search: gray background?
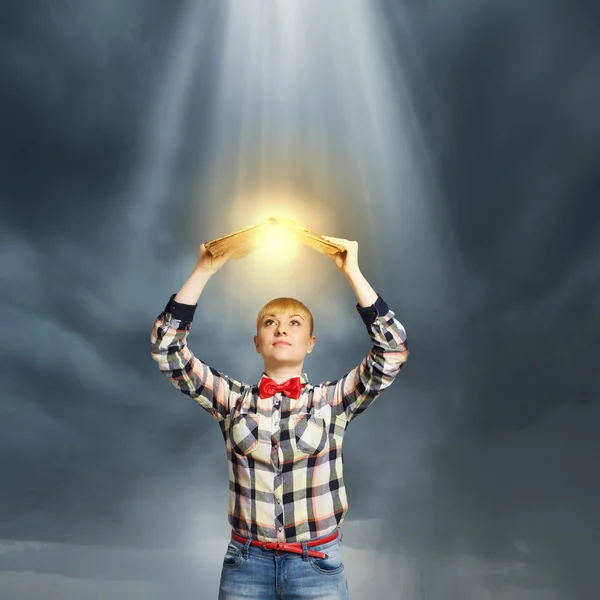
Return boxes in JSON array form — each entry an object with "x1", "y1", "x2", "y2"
[{"x1": 1, "y1": 1, "x2": 598, "y2": 598}]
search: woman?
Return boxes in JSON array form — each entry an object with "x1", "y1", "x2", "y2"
[{"x1": 150, "y1": 236, "x2": 409, "y2": 599}]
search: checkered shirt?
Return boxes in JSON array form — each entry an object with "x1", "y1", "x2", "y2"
[{"x1": 150, "y1": 293, "x2": 408, "y2": 543}]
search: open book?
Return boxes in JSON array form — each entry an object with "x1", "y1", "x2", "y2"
[{"x1": 204, "y1": 218, "x2": 346, "y2": 260}]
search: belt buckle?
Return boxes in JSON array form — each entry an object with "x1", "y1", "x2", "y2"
[{"x1": 264, "y1": 542, "x2": 287, "y2": 556}]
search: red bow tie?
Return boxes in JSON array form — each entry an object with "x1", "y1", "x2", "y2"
[{"x1": 259, "y1": 376, "x2": 302, "y2": 399}]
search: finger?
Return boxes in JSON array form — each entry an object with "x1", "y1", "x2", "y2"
[{"x1": 323, "y1": 236, "x2": 353, "y2": 249}]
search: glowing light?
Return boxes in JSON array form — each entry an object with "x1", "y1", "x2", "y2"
[
  {"x1": 254, "y1": 221, "x2": 299, "y2": 264},
  {"x1": 230, "y1": 187, "x2": 319, "y2": 234},
  {"x1": 196, "y1": 0, "x2": 469, "y2": 318}
]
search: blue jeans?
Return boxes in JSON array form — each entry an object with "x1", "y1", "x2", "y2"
[{"x1": 218, "y1": 531, "x2": 350, "y2": 599}]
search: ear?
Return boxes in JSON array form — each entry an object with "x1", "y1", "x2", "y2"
[
  {"x1": 306, "y1": 335, "x2": 316, "y2": 354},
  {"x1": 253, "y1": 335, "x2": 260, "y2": 353}
]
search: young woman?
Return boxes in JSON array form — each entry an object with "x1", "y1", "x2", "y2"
[{"x1": 150, "y1": 236, "x2": 409, "y2": 599}]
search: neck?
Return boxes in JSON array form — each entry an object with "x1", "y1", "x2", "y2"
[{"x1": 263, "y1": 365, "x2": 303, "y2": 383}]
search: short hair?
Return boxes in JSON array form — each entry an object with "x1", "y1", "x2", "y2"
[{"x1": 256, "y1": 298, "x2": 314, "y2": 336}]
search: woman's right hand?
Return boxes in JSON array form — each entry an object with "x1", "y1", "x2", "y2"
[{"x1": 195, "y1": 244, "x2": 229, "y2": 275}]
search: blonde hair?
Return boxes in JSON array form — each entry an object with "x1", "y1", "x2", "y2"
[{"x1": 256, "y1": 298, "x2": 314, "y2": 335}]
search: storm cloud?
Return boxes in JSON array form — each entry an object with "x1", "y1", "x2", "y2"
[{"x1": 1, "y1": 0, "x2": 598, "y2": 598}]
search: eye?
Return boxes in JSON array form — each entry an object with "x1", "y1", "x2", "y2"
[
  {"x1": 290, "y1": 319, "x2": 301, "y2": 326},
  {"x1": 264, "y1": 319, "x2": 276, "y2": 326}
]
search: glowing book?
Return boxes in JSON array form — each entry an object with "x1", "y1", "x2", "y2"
[{"x1": 204, "y1": 217, "x2": 346, "y2": 260}]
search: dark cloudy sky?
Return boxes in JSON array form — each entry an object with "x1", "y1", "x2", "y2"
[{"x1": 1, "y1": 1, "x2": 599, "y2": 598}]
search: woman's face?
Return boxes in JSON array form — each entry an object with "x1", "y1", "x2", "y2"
[{"x1": 253, "y1": 310, "x2": 316, "y2": 368}]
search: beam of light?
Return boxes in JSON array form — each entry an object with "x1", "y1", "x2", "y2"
[
  {"x1": 193, "y1": 0, "x2": 472, "y2": 326},
  {"x1": 109, "y1": 0, "x2": 213, "y2": 308}
]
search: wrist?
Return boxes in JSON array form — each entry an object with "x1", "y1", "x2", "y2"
[
  {"x1": 343, "y1": 267, "x2": 363, "y2": 282},
  {"x1": 192, "y1": 266, "x2": 215, "y2": 280}
]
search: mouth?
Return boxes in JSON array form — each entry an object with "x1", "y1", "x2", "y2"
[{"x1": 273, "y1": 341, "x2": 291, "y2": 347}]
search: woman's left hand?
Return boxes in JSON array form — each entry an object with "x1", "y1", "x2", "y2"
[{"x1": 322, "y1": 235, "x2": 361, "y2": 277}]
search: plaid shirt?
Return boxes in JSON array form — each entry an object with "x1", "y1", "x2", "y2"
[{"x1": 150, "y1": 293, "x2": 408, "y2": 543}]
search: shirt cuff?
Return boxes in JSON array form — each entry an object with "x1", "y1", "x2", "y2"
[
  {"x1": 164, "y1": 293, "x2": 197, "y2": 322},
  {"x1": 356, "y1": 294, "x2": 389, "y2": 326}
]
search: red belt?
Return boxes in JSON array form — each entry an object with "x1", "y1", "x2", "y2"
[{"x1": 231, "y1": 529, "x2": 338, "y2": 559}]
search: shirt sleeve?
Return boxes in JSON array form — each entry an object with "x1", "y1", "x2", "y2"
[
  {"x1": 320, "y1": 294, "x2": 409, "y2": 423},
  {"x1": 150, "y1": 294, "x2": 247, "y2": 422}
]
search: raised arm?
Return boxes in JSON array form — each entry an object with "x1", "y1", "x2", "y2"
[
  {"x1": 174, "y1": 243, "x2": 229, "y2": 304},
  {"x1": 320, "y1": 236, "x2": 409, "y2": 421},
  {"x1": 322, "y1": 236, "x2": 377, "y2": 307},
  {"x1": 150, "y1": 245, "x2": 247, "y2": 421}
]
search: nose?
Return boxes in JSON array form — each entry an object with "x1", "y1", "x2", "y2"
[{"x1": 275, "y1": 324, "x2": 287, "y2": 336}]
